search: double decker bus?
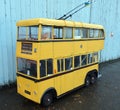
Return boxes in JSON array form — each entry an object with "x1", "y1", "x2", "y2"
[{"x1": 16, "y1": 18, "x2": 105, "y2": 106}]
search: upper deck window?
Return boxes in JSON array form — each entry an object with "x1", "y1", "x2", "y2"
[
  {"x1": 99, "y1": 30, "x2": 104, "y2": 38},
  {"x1": 29, "y1": 27, "x2": 38, "y2": 40},
  {"x1": 18, "y1": 27, "x2": 26, "y2": 39},
  {"x1": 94, "y1": 29, "x2": 99, "y2": 38},
  {"x1": 53, "y1": 27, "x2": 63, "y2": 39},
  {"x1": 89, "y1": 29, "x2": 94, "y2": 38},
  {"x1": 64, "y1": 27, "x2": 72, "y2": 39},
  {"x1": 82, "y1": 28, "x2": 88, "y2": 38},
  {"x1": 74, "y1": 28, "x2": 83, "y2": 39},
  {"x1": 41, "y1": 26, "x2": 52, "y2": 40},
  {"x1": 89, "y1": 29, "x2": 99, "y2": 38},
  {"x1": 18, "y1": 26, "x2": 38, "y2": 40}
]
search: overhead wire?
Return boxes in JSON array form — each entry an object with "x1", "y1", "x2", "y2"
[{"x1": 57, "y1": 0, "x2": 95, "y2": 20}]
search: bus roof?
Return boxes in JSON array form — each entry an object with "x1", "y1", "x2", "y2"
[{"x1": 16, "y1": 18, "x2": 104, "y2": 29}]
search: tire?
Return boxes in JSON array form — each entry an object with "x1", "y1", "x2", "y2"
[
  {"x1": 85, "y1": 75, "x2": 90, "y2": 87},
  {"x1": 90, "y1": 74, "x2": 97, "y2": 84},
  {"x1": 42, "y1": 93, "x2": 53, "y2": 107}
]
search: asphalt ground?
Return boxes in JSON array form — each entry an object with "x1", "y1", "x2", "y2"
[{"x1": 0, "y1": 59, "x2": 120, "y2": 110}]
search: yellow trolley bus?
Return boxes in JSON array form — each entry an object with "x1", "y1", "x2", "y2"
[{"x1": 16, "y1": 18, "x2": 105, "y2": 106}]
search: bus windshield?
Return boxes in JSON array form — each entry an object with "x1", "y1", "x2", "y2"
[
  {"x1": 18, "y1": 26, "x2": 38, "y2": 40},
  {"x1": 17, "y1": 58, "x2": 37, "y2": 78}
]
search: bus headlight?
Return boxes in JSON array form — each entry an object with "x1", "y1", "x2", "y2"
[
  {"x1": 34, "y1": 48, "x2": 37, "y2": 53},
  {"x1": 33, "y1": 91, "x2": 37, "y2": 95}
]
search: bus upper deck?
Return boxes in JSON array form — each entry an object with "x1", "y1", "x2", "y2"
[
  {"x1": 16, "y1": 18, "x2": 105, "y2": 62},
  {"x1": 16, "y1": 18, "x2": 105, "y2": 41}
]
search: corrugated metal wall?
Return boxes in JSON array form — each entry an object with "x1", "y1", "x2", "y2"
[
  {"x1": 91, "y1": 0, "x2": 120, "y2": 62},
  {"x1": 0, "y1": 0, "x2": 120, "y2": 85}
]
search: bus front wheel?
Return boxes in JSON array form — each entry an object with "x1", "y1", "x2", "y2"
[{"x1": 42, "y1": 93, "x2": 53, "y2": 107}]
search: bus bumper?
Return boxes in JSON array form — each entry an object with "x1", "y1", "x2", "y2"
[{"x1": 17, "y1": 76, "x2": 40, "y2": 104}]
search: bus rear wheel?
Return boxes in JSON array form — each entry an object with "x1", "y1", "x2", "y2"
[
  {"x1": 42, "y1": 93, "x2": 53, "y2": 107},
  {"x1": 90, "y1": 73, "x2": 97, "y2": 84},
  {"x1": 85, "y1": 75, "x2": 90, "y2": 87}
]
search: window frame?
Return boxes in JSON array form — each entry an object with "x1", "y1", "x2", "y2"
[
  {"x1": 40, "y1": 58, "x2": 53, "y2": 78},
  {"x1": 99, "y1": 29, "x2": 104, "y2": 38},
  {"x1": 41, "y1": 25, "x2": 53, "y2": 40},
  {"x1": 89, "y1": 29, "x2": 94, "y2": 38},
  {"x1": 57, "y1": 59, "x2": 64, "y2": 73},
  {"x1": 82, "y1": 28, "x2": 89, "y2": 38},
  {"x1": 94, "y1": 29, "x2": 99, "y2": 38},
  {"x1": 74, "y1": 28, "x2": 83, "y2": 39},
  {"x1": 92, "y1": 52, "x2": 98, "y2": 63},
  {"x1": 74, "y1": 55, "x2": 81, "y2": 68},
  {"x1": 17, "y1": 58, "x2": 37, "y2": 78},
  {"x1": 64, "y1": 27, "x2": 73, "y2": 39},
  {"x1": 65, "y1": 57, "x2": 73, "y2": 71},
  {"x1": 53, "y1": 26, "x2": 63, "y2": 39},
  {"x1": 81, "y1": 55, "x2": 87, "y2": 66},
  {"x1": 18, "y1": 26, "x2": 39, "y2": 40},
  {"x1": 88, "y1": 53, "x2": 93, "y2": 64}
]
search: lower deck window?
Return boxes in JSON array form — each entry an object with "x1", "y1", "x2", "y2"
[
  {"x1": 88, "y1": 53, "x2": 92, "y2": 64},
  {"x1": 81, "y1": 55, "x2": 87, "y2": 66},
  {"x1": 74, "y1": 56, "x2": 80, "y2": 68},
  {"x1": 40, "y1": 59, "x2": 53, "y2": 77},
  {"x1": 65, "y1": 57, "x2": 73, "y2": 70},
  {"x1": 57, "y1": 59, "x2": 64, "y2": 72},
  {"x1": 93, "y1": 52, "x2": 98, "y2": 62},
  {"x1": 40, "y1": 60, "x2": 46, "y2": 77},
  {"x1": 17, "y1": 58, "x2": 37, "y2": 77},
  {"x1": 47, "y1": 59, "x2": 53, "y2": 75}
]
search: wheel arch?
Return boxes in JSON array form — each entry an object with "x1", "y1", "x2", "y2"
[
  {"x1": 84, "y1": 69, "x2": 98, "y2": 83},
  {"x1": 87, "y1": 69, "x2": 98, "y2": 77},
  {"x1": 40, "y1": 87, "x2": 57, "y2": 103}
]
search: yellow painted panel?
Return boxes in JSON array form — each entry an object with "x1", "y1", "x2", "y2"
[
  {"x1": 16, "y1": 40, "x2": 104, "y2": 60},
  {"x1": 60, "y1": 64, "x2": 98, "y2": 94},
  {"x1": 73, "y1": 69, "x2": 84, "y2": 87},
  {"x1": 54, "y1": 76, "x2": 61, "y2": 95},
  {"x1": 73, "y1": 41, "x2": 87, "y2": 54},
  {"x1": 37, "y1": 78, "x2": 54, "y2": 102},
  {"x1": 60, "y1": 74, "x2": 70, "y2": 94},
  {"x1": 38, "y1": 42, "x2": 53, "y2": 59},
  {"x1": 73, "y1": 64, "x2": 98, "y2": 88},
  {"x1": 64, "y1": 72, "x2": 74, "y2": 91},
  {"x1": 53, "y1": 42, "x2": 74, "y2": 58},
  {"x1": 87, "y1": 40, "x2": 104, "y2": 52}
]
